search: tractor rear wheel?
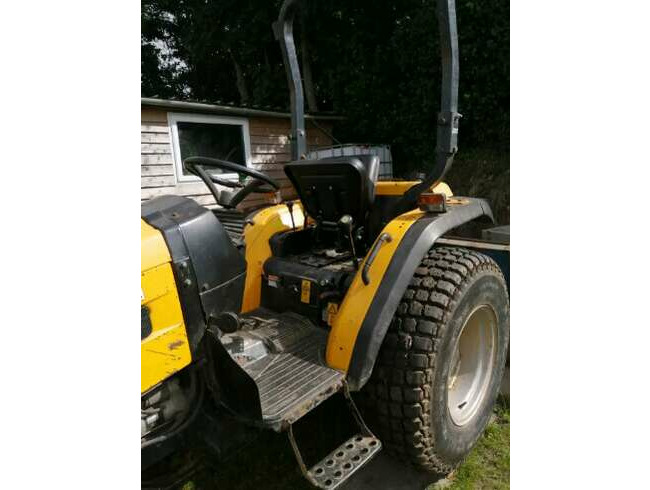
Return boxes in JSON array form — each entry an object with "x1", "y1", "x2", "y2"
[{"x1": 362, "y1": 246, "x2": 509, "y2": 474}]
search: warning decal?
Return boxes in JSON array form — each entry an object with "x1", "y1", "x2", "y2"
[{"x1": 300, "y1": 279, "x2": 311, "y2": 303}]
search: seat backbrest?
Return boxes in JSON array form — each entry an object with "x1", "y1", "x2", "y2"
[{"x1": 284, "y1": 156, "x2": 379, "y2": 228}]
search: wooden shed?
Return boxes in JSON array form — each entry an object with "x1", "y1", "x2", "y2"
[{"x1": 141, "y1": 98, "x2": 339, "y2": 210}]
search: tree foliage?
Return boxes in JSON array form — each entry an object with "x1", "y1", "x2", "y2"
[{"x1": 141, "y1": 0, "x2": 509, "y2": 175}]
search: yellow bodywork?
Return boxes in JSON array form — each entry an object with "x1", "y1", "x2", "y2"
[
  {"x1": 326, "y1": 209, "x2": 424, "y2": 370},
  {"x1": 141, "y1": 220, "x2": 192, "y2": 394},
  {"x1": 241, "y1": 202, "x2": 305, "y2": 312},
  {"x1": 325, "y1": 181, "x2": 452, "y2": 370},
  {"x1": 140, "y1": 179, "x2": 453, "y2": 392},
  {"x1": 375, "y1": 181, "x2": 453, "y2": 197},
  {"x1": 237, "y1": 181, "x2": 453, "y2": 372}
]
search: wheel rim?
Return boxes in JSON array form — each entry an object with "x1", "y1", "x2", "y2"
[{"x1": 447, "y1": 304, "x2": 498, "y2": 427}]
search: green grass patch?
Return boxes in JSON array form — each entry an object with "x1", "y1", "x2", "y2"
[{"x1": 430, "y1": 396, "x2": 510, "y2": 490}]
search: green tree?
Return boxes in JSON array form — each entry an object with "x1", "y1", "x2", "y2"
[{"x1": 141, "y1": 0, "x2": 509, "y2": 173}]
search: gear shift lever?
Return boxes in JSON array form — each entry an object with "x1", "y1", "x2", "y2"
[
  {"x1": 338, "y1": 215, "x2": 359, "y2": 269},
  {"x1": 285, "y1": 200, "x2": 296, "y2": 231}
]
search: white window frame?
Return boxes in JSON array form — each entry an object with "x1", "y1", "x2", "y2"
[{"x1": 168, "y1": 112, "x2": 252, "y2": 184}]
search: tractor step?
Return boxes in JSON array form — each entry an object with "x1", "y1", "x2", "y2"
[
  {"x1": 306, "y1": 434, "x2": 382, "y2": 489},
  {"x1": 211, "y1": 308, "x2": 345, "y2": 430},
  {"x1": 287, "y1": 383, "x2": 382, "y2": 489}
]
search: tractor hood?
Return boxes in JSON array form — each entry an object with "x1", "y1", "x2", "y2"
[
  {"x1": 141, "y1": 218, "x2": 191, "y2": 393},
  {"x1": 141, "y1": 195, "x2": 247, "y2": 354},
  {"x1": 141, "y1": 219, "x2": 171, "y2": 273}
]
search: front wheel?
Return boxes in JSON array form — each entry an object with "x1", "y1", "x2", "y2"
[{"x1": 362, "y1": 246, "x2": 509, "y2": 474}]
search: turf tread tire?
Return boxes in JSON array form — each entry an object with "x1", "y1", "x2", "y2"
[{"x1": 362, "y1": 246, "x2": 508, "y2": 474}]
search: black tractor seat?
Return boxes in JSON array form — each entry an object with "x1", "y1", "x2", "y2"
[{"x1": 284, "y1": 155, "x2": 380, "y2": 229}]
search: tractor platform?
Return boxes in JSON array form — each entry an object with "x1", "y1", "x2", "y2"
[
  {"x1": 209, "y1": 308, "x2": 382, "y2": 488},
  {"x1": 210, "y1": 308, "x2": 345, "y2": 430}
]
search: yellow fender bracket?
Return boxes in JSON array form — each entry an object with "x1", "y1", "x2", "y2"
[
  {"x1": 326, "y1": 181, "x2": 452, "y2": 371},
  {"x1": 141, "y1": 220, "x2": 192, "y2": 394},
  {"x1": 328, "y1": 196, "x2": 494, "y2": 390},
  {"x1": 327, "y1": 209, "x2": 424, "y2": 370}
]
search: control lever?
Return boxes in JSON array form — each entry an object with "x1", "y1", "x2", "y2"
[
  {"x1": 286, "y1": 200, "x2": 296, "y2": 231},
  {"x1": 338, "y1": 215, "x2": 359, "y2": 270}
]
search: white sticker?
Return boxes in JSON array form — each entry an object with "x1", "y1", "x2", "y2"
[{"x1": 267, "y1": 274, "x2": 280, "y2": 288}]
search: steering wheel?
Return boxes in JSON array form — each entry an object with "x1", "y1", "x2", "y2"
[{"x1": 183, "y1": 156, "x2": 280, "y2": 209}]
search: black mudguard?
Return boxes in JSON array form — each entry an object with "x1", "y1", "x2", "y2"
[{"x1": 347, "y1": 198, "x2": 494, "y2": 390}]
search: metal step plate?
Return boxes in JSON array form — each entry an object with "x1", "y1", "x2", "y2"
[
  {"x1": 220, "y1": 309, "x2": 345, "y2": 430},
  {"x1": 308, "y1": 434, "x2": 382, "y2": 489}
]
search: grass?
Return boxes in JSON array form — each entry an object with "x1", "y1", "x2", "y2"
[{"x1": 432, "y1": 396, "x2": 510, "y2": 490}]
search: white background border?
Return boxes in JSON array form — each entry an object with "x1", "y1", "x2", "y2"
[{"x1": 0, "y1": 1, "x2": 649, "y2": 488}]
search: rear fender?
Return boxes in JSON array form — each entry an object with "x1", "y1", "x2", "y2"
[{"x1": 326, "y1": 197, "x2": 494, "y2": 390}]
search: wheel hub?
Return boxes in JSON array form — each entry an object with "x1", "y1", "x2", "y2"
[{"x1": 447, "y1": 305, "x2": 498, "y2": 426}]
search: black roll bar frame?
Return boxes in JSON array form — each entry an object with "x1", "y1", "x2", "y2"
[{"x1": 274, "y1": 0, "x2": 461, "y2": 213}]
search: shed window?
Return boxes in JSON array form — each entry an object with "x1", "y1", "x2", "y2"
[{"x1": 168, "y1": 113, "x2": 251, "y2": 183}]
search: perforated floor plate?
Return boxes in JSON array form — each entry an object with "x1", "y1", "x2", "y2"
[{"x1": 308, "y1": 434, "x2": 382, "y2": 489}]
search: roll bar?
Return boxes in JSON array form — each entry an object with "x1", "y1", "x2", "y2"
[
  {"x1": 273, "y1": 0, "x2": 306, "y2": 161},
  {"x1": 273, "y1": 0, "x2": 461, "y2": 213}
]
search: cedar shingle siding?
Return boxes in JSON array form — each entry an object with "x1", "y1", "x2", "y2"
[{"x1": 141, "y1": 105, "x2": 334, "y2": 210}]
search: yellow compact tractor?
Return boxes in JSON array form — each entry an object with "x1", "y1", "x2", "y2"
[{"x1": 141, "y1": 0, "x2": 509, "y2": 487}]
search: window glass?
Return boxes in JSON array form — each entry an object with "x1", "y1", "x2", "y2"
[{"x1": 176, "y1": 121, "x2": 246, "y2": 176}]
